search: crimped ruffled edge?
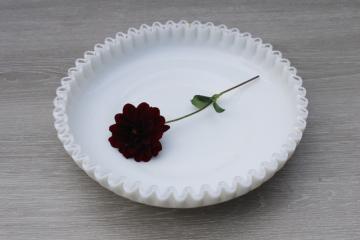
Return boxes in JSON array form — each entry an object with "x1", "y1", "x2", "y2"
[{"x1": 53, "y1": 20, "x2": 308, "y2": 208}]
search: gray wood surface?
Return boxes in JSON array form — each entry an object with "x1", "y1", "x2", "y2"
[{"x1": 1, "y1": 0, "x2": 360, "y2": 239}]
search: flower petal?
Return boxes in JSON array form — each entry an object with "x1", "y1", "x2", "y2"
[
  {"x1": 151, "y1": 141, "x2": 162, "y2": 156},
  {"x1": 158, "y1": 116, "x2": 165, "y2": 125},
  {"x1": 162, "y1": 125, "x2": 170, "y2": 132},
  {"x1": 108, "y1": 136, "x2": 120, "y2": 148},
  {"x1": 123, "y1": 103, "x2": 137, "y2": 122},
  {"x1": 137, "y1": 102, "x2": 150, "y2": 111},
  {"x1": 134, "y1": 146, "x2": 152, "y2": 162},
  {"x1": 114, "y1": 113, "x2": 123, "y2": 123},
  {"x1": 150, "y1": 107, "x2": 160, "y2": 117},
  {"x1": 121, "y1": 146, "x2": 136, "y2": 159},
  {"x1": 109, "y1": 124, "x2": 119, "y2": 133}
]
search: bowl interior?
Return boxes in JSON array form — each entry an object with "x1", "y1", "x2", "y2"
[{"x1": 67, "y1": 42, "x2": 298, "y2": 192}]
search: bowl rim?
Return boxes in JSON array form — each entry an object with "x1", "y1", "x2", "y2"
[{"x1": 53, "y1": 20, "x2": 308, "y2": 208}]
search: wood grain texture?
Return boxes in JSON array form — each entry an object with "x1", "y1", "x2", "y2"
[{"x1": 1, "y1": 0, "x2": 360, "y2": 239}]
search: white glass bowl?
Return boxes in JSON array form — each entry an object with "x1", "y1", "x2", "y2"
[{"x1": 53, "y1": 20, "x2": 308, "y2": 208}]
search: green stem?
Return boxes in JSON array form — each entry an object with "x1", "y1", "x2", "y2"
[
  {"x1": 217, "y1": 75, "x2": 260, "y2": 97},
  {"x1": 165, "y1": 75, "x2": 259, "y2": 124},
  {"x1": 165, "y1": 102, "x2": 212, "y2": 124}
]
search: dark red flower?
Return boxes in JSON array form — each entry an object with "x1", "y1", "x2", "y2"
[{"x1": 109, "y1": 102, "x2": 170, "y2": 162}]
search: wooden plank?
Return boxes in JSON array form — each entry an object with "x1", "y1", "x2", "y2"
[{"x1": 0, "y1": 0, "x2": 359, "y2": 239}]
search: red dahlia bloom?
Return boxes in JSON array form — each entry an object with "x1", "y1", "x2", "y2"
[{"x1": 109, "y1": 102, "x2": 170, "y2": 162}]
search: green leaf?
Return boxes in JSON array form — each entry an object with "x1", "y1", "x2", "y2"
[
  {"x1": 213, "y1": 101, "x2": 225, "y2": 113},
  {"x1": 191, "y1": 95, "x2": 212, "y2": 109}
]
